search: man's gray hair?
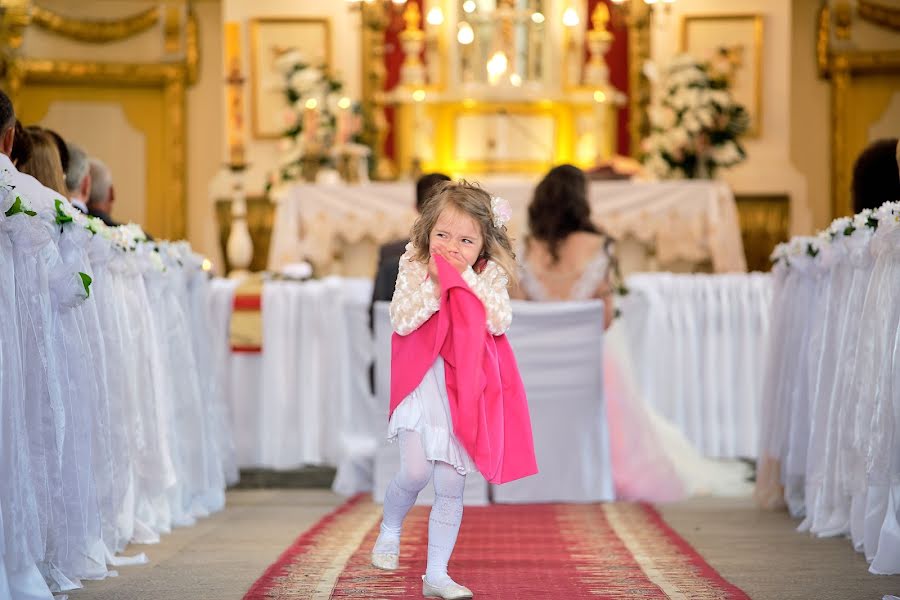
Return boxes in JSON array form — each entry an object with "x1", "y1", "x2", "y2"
[
  {"x1": 65, "y1": 142, "x2": 89, "y2": 194},
  {"x1": 88, "y1": 157, "x2": 112, "y2": 205}
]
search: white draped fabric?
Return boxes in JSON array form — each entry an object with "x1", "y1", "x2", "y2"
[
  {"x1": 756, "y1": 202, "x2": 900, "y2": 576},
  {"x1": 210, "y1": 277, "x2": 374, "y2": 471},
  {"x1": 268, "y1": 180, "x2": 746, "y2": 276},
  {"x1": 620, "y1": 273, "x2": 772, "y2": 459},
  {"x1": 492, "y1": 301, "x2": 615, "y2": 503},
  {"x1": 0, "y1": 155, "x2": 233, "y2": 595},
  {"x1": 216, "y1": 272, "x2": 770, "y2": 498}
]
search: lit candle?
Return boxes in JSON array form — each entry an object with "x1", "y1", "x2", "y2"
[
  {"x1": 304, "y1": 98, "x2": 319, "y2": 146},
  {"x1": 224, "y1": 21, "x2": 245, "y2": 166}
]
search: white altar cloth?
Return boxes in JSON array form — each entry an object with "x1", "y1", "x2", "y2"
[{"x1": 268, "y1": 180, "x2": 747, "y2": 276}]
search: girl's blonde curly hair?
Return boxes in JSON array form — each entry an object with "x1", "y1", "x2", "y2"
[{"x1": 409, "y1": 180, "x2": 518, "y2": 288}]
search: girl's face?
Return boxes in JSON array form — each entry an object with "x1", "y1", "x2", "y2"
[{"x1": 429, "y1": 205, "x2": 484, "y2": 267}]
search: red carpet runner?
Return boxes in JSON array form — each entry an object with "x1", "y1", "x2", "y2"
[{"x1": 244, "y1": 495, "x2": 749, "y2": 599}]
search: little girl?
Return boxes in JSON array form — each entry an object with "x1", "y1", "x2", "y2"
[{"x1": 371, "y1": 181, "x2": 536, "y2": 600}]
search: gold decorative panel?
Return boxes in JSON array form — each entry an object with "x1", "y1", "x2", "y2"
[
  {"x1": 735, "y1": 194, "x2": 790, "y2": 272},
  {"x1": 817, "y1": 1, "x2": 900, "y2": 220},
  {"x1": 0, "y1": 0, "x2": 200, "y2": 241}
]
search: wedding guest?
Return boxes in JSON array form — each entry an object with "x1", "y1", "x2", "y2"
[
  {"x1": 369, "y1": 172, "x2": 451, "y2": 318},
  {"x1": 45, "y1": 128, "x2": 70, "y2": 174},
  {"x1": 852, "y1": 137, "x2": 900, "y2": 214},
  {"x1": 9, "y1": 120, "x2": 32, "y2": 167},
  {"x1": 88, "y1": 157, "x2": 120, "y2": 227},
  {"x1": 64, "y1": 141, "x2": 91, "y2": 214},
  {"x1": 19, "y1": 127, "x2": 67, "y2": 196}
]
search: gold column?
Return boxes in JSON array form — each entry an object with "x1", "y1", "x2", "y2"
[
  {"x1": 360, "y1": 1, "x2": 397, "y2": 180},
  {"x1": 831, "y1": 55, "x2": 851, "y2": 219},
  {"x1": 626, "y1": 3, "x2": 651, "y2": 159}
]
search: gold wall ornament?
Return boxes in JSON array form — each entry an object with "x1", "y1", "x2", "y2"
[
  {"x1": 164, "y1": 4, "x2": 184, "y2": 55},
  {"x1": 817, "y1": 3, "x2": 830, "y2": 77},
  {"x1": 399, "y1": 2, "x2": 426, "y2": 86},
  {"x1": 5, "y1": 58, "x2": 190, "y2": 240},
  {"x1": 858, "y1": 0, "x2": 900, "y2": 31},
  {"x1": 626, "y1": 3, "x2": 652, "y2": 158},
  {"x1": 0, "y1": 0, "x2": 30, "y2": 51},
  {"x1": 185, "y1": 6, "x2": 199, "y2": 84},
  {"x1": 358, "y1": 0, "x2": 396, "y2": 180},
  {"x1": 31, "y1": 4, "x2": 162, "y2": 43},
  {"x1": 831, "y1": 56, "x2": 851, "y2": 219},
  {"x1": 817, "y1": 1, "x2": 900, "y2": 220},
  {"x1": 832, "y1": 0, "x2": 853, "y2": 40}
]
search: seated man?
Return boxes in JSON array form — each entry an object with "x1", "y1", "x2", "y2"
[
  {"x1": 64, "y1": 141, "x2": 91, "y2": 214},
  {"x1": 369, "y1": 172, "x2": 450, "y2": 324},
  {"x1": 88, "y1": 157, "x2": 120, "y2": 227}
]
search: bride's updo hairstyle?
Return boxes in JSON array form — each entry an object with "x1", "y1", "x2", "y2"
[{"x1": 528, "y1": 164, "x2": 603, "y2": 263}]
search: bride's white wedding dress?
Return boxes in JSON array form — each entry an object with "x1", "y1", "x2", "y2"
[{"x1": 519, "y1": 244, "x2": 751, "y2": 502}]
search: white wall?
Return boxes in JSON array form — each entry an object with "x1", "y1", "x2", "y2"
[{"x1": 651, "y1": 0, "x2": 811, "y2": 234}]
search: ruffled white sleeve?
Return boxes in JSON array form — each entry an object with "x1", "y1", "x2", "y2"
[
  {"x1": 390, "y1": 249, "x2": 441, "y2": 336},
  {"x1": 461, "y1": 260, "x2": 512, "y2": 336}
]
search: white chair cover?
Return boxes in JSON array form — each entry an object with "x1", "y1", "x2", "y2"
[
  {"x1": 491, "y1": 300, "x2": 614, "y2": 503},
  {"x1": 331, "y1": 279, "x2": 380, "y2": 496},
  {"x1": 756, "y1": 203, "x2": 900, "y2": 576}
]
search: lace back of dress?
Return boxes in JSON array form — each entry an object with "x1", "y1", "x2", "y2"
[{"x1": 519, "y1": 239, "x2": 611, "y2": 302}]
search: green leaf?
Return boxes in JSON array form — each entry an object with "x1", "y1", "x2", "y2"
[
  {"x1": 78, "y1": 272, "x2": 92, "y2": 298},
  {"x1": 54, "y1": 199, "x2": 73, "y2": 225},
  {"x1": 867, "y1": 216, "x2": 879, "y2": 230},
  {"x1": 4, "y1": 196, "x2": 36, "y2": 217},
  {"x1": 843, "y1": 224, "x2": 856, "y2": 236}
]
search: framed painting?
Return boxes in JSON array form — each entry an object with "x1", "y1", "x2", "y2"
[
  {"x1": 249, "y1": 17, "x2": 331, "y2": 139},
  {"x1": 680, "y1": 14, "x2": 764, "y2": 137}
]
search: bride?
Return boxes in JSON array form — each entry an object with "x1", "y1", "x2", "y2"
[{"x1": 513, "y1": 164, "x2": 750, "y2": 502}]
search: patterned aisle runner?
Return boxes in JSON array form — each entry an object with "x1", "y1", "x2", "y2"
[{"x1": 244, "y1": 496, "x2": 749, "y2": 600}]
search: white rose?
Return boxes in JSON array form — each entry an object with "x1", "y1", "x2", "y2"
[
  {"x1": 682, "y1": 112, "x2": 702, "y2": 133},
  {"x1": 274, "y1": 49, "x2": 305, "y2": 75},
  {"x1": 290, "y1": 67, "x2": 322, "y2": 93}
]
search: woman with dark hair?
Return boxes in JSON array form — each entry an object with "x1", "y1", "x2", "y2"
[
  {"x1": 517, "y1": 164, "x2": 750, "y2": 502},
  {"x1": 852, "y1": 138, "x2": 900, "y2": 214},
  {"x1": 516, "y1": 164, "x2": 619, "y2": 329}
]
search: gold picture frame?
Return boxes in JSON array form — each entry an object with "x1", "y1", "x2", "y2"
[
  {"x1": 680, "y1": 14, "x2": 764, "y2": 137},
  {"x1": 249, "y1": 17, "x2": 332, "y2": 139}
]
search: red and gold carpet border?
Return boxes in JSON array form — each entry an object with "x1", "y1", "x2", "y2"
[{"x1": 243, "y1": 496, "x2": 749, "y2": 600}]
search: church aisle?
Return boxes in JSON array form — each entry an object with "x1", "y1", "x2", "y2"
[{"x1": 70, "y1": 491, "x2": 900, "y2": 600}]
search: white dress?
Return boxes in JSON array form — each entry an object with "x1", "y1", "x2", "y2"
[
  {"x1": 387, "y1": 245, "x2": 513, "y2": 475},
  {"x1": 519, "y1": 242, "x2": 751, "y2": 502}
]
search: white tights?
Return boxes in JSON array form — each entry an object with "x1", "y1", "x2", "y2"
[{"x1": 374, "y1": 431, "x2": 466, "y2": 587}]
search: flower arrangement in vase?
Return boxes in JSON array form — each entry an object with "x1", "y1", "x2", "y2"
[
  {"x1": 271, "y1": 49, "x2": 368, "y2": 186},
  {"x1": 642, "y1": 53, "x2": 749, "y2": 180}
]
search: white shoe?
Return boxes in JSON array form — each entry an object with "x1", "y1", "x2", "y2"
[
  {"x1": 422, "y1": 575, "x2": 473, "y2": 599},
  {"x1": 371, "y1": 552, "x2": 399, "y2": 570}
]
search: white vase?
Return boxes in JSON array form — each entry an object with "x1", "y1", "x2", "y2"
[{"x1": 316, "y1": 168, "x2": 341, "y2": 186}]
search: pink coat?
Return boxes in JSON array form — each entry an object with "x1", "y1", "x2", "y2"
[{"x1": 389, "y1": 256, "x2": 538, "y2": 484}]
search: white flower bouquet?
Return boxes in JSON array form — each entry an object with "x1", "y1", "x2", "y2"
[
  {"x1": 642, "y1": 54, "x2": 749, "y2": 180},
  {"x1": 272, "y1": 51, "x2": 367, "y2": 187}
]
